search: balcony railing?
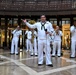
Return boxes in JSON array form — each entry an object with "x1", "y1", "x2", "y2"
[{"x1": 0, "y1": 0, "x2": 76, "y2": 11}]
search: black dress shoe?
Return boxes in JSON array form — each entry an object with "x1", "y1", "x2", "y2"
[
  {"x1": 47, "y1": 64, "x2": 53, "y2": 67},
  {"x1": 38, "y1": 64, "x2": 43, "y2": 66},
  {"x1": 16, "y1": 53, "x2": 19, "y2": 55},
  {"x1": 31, "y1": 55, "x2": 33, "y2": 56},
  {"x1": 10, "y1": 53, "x2": 14, "y2": 55},
  {"x1": 70, "y1": 57, "x2": 75, "y2": 58},
  {"x1": 52, "y1": 55, "x2": 55, "y2": 57},
  {"x1": 35, "y1": 55, "x2": 38, "y2": 56},
  {"x1": 58, "y1": 56, "x2": 61, "y2": 57}
]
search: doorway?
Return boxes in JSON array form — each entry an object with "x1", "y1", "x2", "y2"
[{"x1": 62, "y1": 18, "x2": 70, "y2": 50}]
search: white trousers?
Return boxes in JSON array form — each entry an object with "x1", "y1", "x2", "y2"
[
  {"x1": 38, "y1": 39, "x2": 52, "y2": 65},
  {"x1": 52, "y1": 41, "x2": 61, "y2": 56},
  {"x1": 71, "y1": 40, "x2": 76, "y2": 57},
  {"x1": 33, "y1": 38, "x2": 37, "y2": 54},
  {"x1": 11, "y1": 37, "x2": 19, "y2": 54},
  {"x1": 26, "y1": 39, "x2": 33, "y2": 52}
]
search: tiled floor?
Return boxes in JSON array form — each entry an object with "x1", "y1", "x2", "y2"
[{"x1": 0, "y1": 49, "x2": 76, "y2": 75}]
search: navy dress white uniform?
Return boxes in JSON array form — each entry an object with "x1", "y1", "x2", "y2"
[
  {"x1": 33, "y1": 30, "x2": 38, "y2": 56},
  {"x1": 52, "y1": 30, "x2": 62, "y2": 57},
  {"x1": 70, "y1": 25, "x2": 76, "y2": 57},
  {"x1": 11, "y1": 29, "x2": 22, "y2": 54},
  {"x1": 25, "y1": 30, "x2": 33, "y2": 54},
  {"x1": 24, "y1": 21, "x2": 53, "y2": 65}
]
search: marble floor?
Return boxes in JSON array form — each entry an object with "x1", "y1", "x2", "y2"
[{"x1": 0, "y1": 49, "x2": 76, "y2": 75}]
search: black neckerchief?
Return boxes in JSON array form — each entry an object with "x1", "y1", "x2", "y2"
[{"x1": 41, "y1": 22, "x2": 46, "y2": 30}]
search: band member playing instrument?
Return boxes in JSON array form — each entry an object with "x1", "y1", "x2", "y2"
[
  {"x1": 25, "y1": 28, "x2": 33, "y2": 56},
  {"x1": 33, "y1": 29, "x2": 38, "y2": 56},
  {"x1": 52, "y1": 26, "x2": 62, "y2": 57},
  {"x1": 11, "y1": 26, "x2": 22, "y2": 55}
]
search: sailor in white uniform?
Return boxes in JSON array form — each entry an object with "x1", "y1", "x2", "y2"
[
  {"x1": 52, "y1": 26, "x2": 62, "y2": 57},
  {"x1": 70, "y1": 21, "x2": 76, "y2": 58},
  {"x1": 23, "y1": 15, "x2": 54, "y2": 66},
  {"x1": 25, "y1": 29, "x2": 33, "y2": 55},
  {"x1": 33, "y1": 29, "x2": 38, "y2": 56},
  {"x1": 11, "y1": 26, "x2": 22, "y2": 55}
]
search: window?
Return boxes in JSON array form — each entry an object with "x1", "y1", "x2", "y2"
[{"x1": 1, "y1": 18, "x2": 5, "y2": 26}]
